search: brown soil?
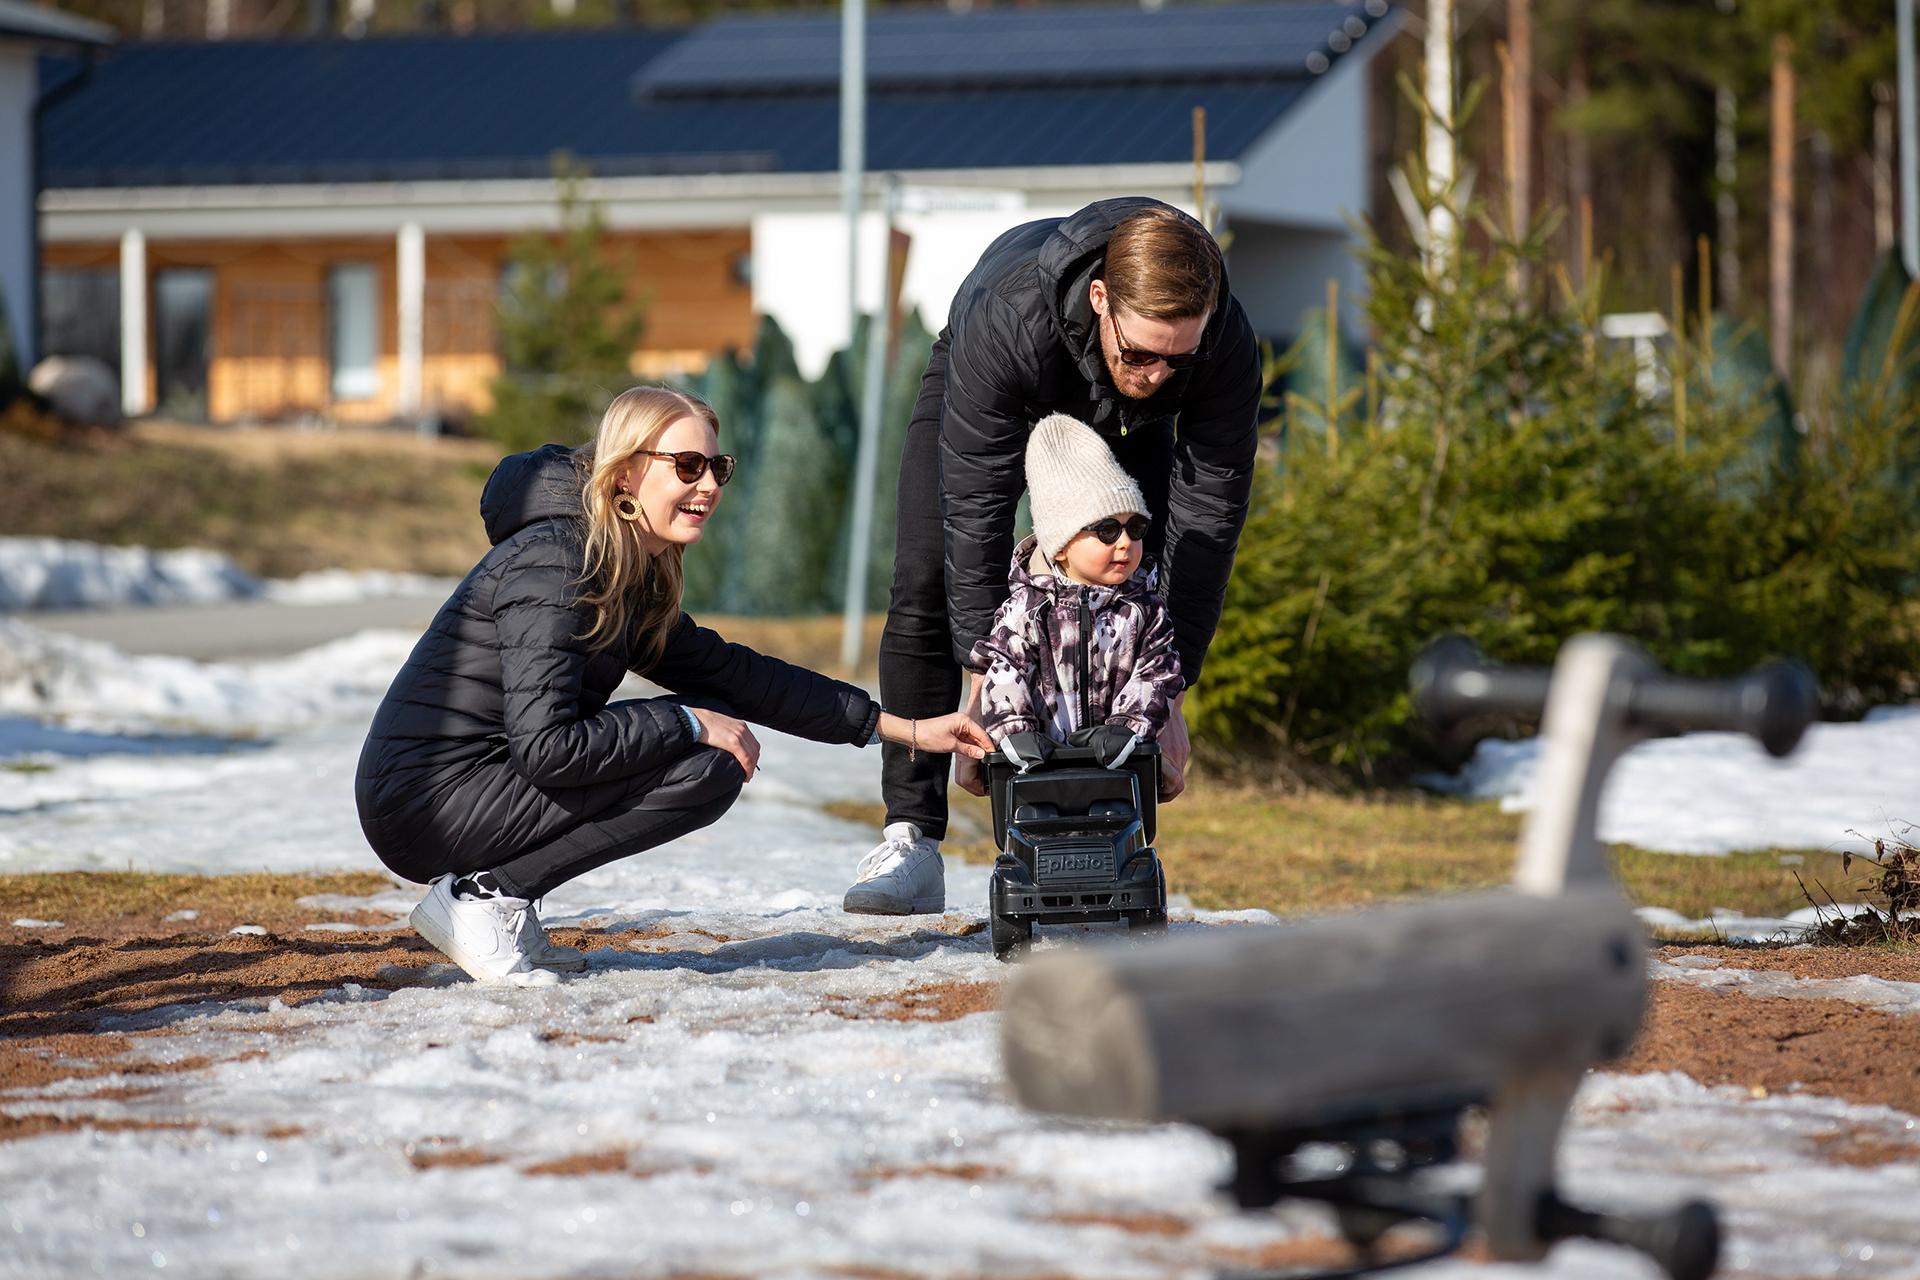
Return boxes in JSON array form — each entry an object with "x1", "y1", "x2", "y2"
[
  {"x1": 1623, "y1": 981, "x2": 1920, "y2": 1115},
  {"x1": 1807, "y1": 1125, "x2": 1920, "y2": 1167},
  {"x1": 524, "y1": 1148, "x2": 631, "y2": 1176},
  {"x1": 862, "y1": 1162, "x2": 1004, "y2": 1184},
  {"x1": 824, "y1": 981, "x2": 999, "y2": 1022},
  {"x1": 406, "y1": 1143, "x2": 502, "y2": 1170},
  {"x1": 1049, "y1": 1211, "x2": 1192, "y2": 1238}
]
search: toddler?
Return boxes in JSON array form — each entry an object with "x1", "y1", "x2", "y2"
[{"x1": 969, "y1": 413, "x2": 1184, "y2": 772}]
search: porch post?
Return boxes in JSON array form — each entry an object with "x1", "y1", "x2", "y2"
[
  {"x1": 119, "y1": 228, "x2": 149, "y2": 417},
  {"x1": 396, "y1": 221, "x2": 425, "y2": 420}
]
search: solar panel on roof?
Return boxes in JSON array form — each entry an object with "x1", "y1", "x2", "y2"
[{"x1": 631, "y1": 1, "x2": 1377, "y2": 97}]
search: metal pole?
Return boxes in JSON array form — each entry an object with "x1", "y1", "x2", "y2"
[
  {"x1": 1424, "y1": 0, "x2": 1456, "y2": 270},
  {"x1": 841, "y1": 176, "x2": 899, "y2": 673},
  {"x1": 1900, "y1": 0, "x2": 1919, "y2": 278},
  {"x1": 840, "y1": 0, "x2": 866, "y2": 347}
]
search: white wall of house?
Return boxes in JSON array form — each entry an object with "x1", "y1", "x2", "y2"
[
  {"x1": 1223, "y1": 41, "x2": 1379, "y2": 234},
  {"x1": 1226, "y1": 221, "x2": 1367, "y2": 342},
  {"x1": 0, "y1": 46, "x2": 37, "y2": 373}
]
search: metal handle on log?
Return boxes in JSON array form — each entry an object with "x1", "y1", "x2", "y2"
[{"x1": 1411, "y1": 634, "x2": 1818, "y2": 757}]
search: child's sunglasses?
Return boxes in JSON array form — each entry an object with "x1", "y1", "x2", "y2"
[
  {"x1": 1081, "y1": 515, "x2": 1151, "y2": 544},
  {"x1": 1109, "y1": 311, "x2": 1209, "y2": 371},
  {"x1": 639, "y1": 450, "x2": 737, "y2": 485}
]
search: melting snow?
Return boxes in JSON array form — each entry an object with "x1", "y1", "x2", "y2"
[{"x1": 1, "y1": 609, "x2": 1916, "y2": 1277}]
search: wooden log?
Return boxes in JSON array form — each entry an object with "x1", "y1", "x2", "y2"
[{"x1": 1000, "y1": 886, "x2": 1646, "y2": 1130}]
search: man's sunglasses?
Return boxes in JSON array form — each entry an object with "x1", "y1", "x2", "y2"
[
  {"x1": 1081, "y1": 515, "x2": 1151, "y2": 545},
  {"x1": 1109, "y1": 311, "x2": 1209, "y2": 371},
  {"x1": 639, "y1": 450, "x2": 737, "y2": 486}
]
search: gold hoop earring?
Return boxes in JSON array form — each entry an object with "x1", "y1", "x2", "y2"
[{"x1": 612, "y1": 490, "x2": 642, "y2": 522}]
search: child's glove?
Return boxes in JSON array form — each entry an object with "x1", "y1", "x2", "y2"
[
  {"x1": 998, "y1": 731, "x2": 1056, "y2": 773},
  {"x1": 1070, "y1": 724, "x2": 1143, "y2": 770}
]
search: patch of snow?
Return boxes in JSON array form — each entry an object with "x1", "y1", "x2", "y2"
[
  {"x1": 1652, "y1": 954, "x2": 1920, "y2": 1017},
  {"x1": 1633, "y1": 902, "x2": 1885, "y2": 944},
  {"x1": 1431, "y1": 707, "x2": 1920, "y2": 855},
  {"x1": 0, "y1": 537, "x2": 260, "y2": 610},
  {"x1": 262, "y1": 568, "x2": 460, "y2": 606},
  {"x1": 0, "y1": 537, "x2": 456, "y2": 612}
]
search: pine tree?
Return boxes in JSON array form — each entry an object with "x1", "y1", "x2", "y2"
[{"x1": 479, "y1": 156, "x2": 646, "y2": 452}]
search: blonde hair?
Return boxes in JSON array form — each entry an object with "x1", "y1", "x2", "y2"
[
  {"x1": 1102, "y1": 207, "x2": 1222, "y2": 321},
  {"x1": 576, "y1": 385, "x2": 721, "y2": 664}
]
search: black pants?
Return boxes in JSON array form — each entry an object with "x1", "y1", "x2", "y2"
[
  {"x1": 878, "y1": 338, "x2": 1175, "y2": 841},
  {"x1": 368, "y1": 697, "x2": 747, "y2": 902}
]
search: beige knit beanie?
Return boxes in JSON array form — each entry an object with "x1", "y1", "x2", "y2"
[{"x1": 1026, "y1": 413, "x2": 1149, "y2": 563}]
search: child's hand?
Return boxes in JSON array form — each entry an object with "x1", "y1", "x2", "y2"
[
  {"x1": 1000, "y1": 731, "x2": 1056, "y2": 772},
  {"x1": 1077, "y1": 725, "x2": 1141, "y2": 769}
]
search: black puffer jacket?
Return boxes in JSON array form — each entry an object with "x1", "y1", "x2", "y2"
[
  {"x1": 354, "y1": 445, "x2": 879, "y2": 832},
  {"x1": 938, "y1": 196, "x2": 1262, "y2": 685}
]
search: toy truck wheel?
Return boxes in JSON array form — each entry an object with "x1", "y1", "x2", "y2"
[
  {"x1": 991, "y1": 910, "x2": 1032, "y2": 961},
  {"x1": 1128, "y1": 861, "x2": 1168, "y2": 932}
]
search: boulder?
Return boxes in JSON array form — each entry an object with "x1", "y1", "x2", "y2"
[{"x1": 29, "y1": 356, "x2": 122, "y2": 427}]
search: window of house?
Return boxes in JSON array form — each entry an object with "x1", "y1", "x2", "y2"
[
  {"x1": 40, "y1": 268, "x2": 122, "y2": 372},
  {"x1": 328, "y1": 264, "x2": 379, "y2": 400}
]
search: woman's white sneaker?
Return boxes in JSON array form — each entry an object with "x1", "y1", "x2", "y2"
[
  {"x1": 410, "y1": 876, "x2": 561, "y2": 988},
  {"x1": 842, "y1": 822, "x2": 946, "y2": 915}
]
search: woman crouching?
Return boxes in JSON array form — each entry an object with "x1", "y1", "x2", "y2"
[{"x1": 355, "y1": 386, "x2": 990, "y2": 987}]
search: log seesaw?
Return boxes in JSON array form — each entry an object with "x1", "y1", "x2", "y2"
[{"x1": 998, "y1": 633, "x2": 1818, "y2": 1279}]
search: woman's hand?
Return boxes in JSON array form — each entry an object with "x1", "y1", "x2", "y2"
[
  {"x1": 876, "y1": 710, "x2": 994, "y2": 761},
  {"x1": 690, "y1": 706, "x2": 760, "y2": 782}
]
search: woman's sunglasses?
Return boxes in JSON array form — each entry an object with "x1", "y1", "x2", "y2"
[
  {"x1": 1081, "y1": 515, "x2": 1151, "y2": 545},
  {"x1": 1108, "y1": 311, "x2": 1209, "y2": 371},
  {"x1": 639, "y1": 450, "x2": 737, "y2": 486}
]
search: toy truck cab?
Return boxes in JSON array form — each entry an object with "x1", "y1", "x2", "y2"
[{"x1": 985, "y1": 743, "x2": 1166, "y2": 960}]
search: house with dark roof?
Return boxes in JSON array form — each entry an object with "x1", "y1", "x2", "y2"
[
  {"x1": 2, "y1": 0, "x2": 109, "y2": 378},
  {"x1": 36, "y1": 0, "x2": 1396, "y2": 424}
]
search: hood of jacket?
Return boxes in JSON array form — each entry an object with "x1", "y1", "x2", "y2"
[
  {"x1": 1032, "y1": 197, "x2": 1240, "y2": 417},
  {"x1": 1009, "y1": 533, "x2": 1160, "y2": 610},
  {"x1": 480, "y1": 444, "x2": 588, "y2": 546}
]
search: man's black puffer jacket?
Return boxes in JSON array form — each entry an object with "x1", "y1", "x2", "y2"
[
  {"x1": 354, "y1": 444, "x2": 879, "y2": 847},
  {"x1": 937, "y1": 196, "x2": 1262, "y2": 685}
]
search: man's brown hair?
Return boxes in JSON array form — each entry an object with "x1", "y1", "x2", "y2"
[{"x1": 1100, "y1": 207, "x2": 1223, "y2": 321}]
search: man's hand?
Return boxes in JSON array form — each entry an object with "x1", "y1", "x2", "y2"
[
  {"x1": 1158, "y1": 693, "x2": 1191, "y2": 801},
  {"x1": 952, "y1": 671, "x2": 989, "y2": 796}
]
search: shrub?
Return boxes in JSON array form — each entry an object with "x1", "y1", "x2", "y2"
[{"x1": 1191, "y1": 197, "x2": 1920, "y2": 778}]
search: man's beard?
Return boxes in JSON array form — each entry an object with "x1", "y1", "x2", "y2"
[{"x1": 1101, "y1": 349, "x2": 1160, "y2": 401}]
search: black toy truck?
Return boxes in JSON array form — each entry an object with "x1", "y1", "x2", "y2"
[{"x1": 985, "y1": 743, "x2": 1166, "y2": 960}]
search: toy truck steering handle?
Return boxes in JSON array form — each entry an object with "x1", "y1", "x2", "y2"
[{"x1": 1410, "y1": 634, "x2": 1818, "y2": 759}]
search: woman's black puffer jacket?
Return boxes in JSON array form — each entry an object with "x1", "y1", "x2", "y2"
[{"x1": 354, "y1": 444, "x2": 879, "y2": 847}]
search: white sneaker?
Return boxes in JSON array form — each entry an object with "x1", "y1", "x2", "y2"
[
  {"x1": 409, "y1": 876, "x2": 561, "y2": 988},
  {"x1": 842, "y1": 822, "x2": 946, "y2": 915},
  {"x1": 517, "y1": 903, "x2": 589, "y2": 973}
]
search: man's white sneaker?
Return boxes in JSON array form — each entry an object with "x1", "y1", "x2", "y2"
[
  {"x1": 517, "y1": 904, "x2": 589, "y2": 973},
  {"x1": 842, "y1": 822, "x2": 946, "y2": 915},
  {"x1": 409, "y1": 876, "x2": 561, "y2": 988}
]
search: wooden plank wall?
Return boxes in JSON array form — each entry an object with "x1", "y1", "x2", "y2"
[{"x1": 43, "y1": 228, "x2": 755, "y2": 423}]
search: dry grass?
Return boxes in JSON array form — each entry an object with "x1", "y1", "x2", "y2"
[
  {"x1": 824, "y1": 782, "x2": 1859, "y2": 923},
  {"x1": 0, "y1": 870, "x2": 396, "y2": 935},
  {"x1": 0, "y1": 421, "x2": 500, "y2": 577}
]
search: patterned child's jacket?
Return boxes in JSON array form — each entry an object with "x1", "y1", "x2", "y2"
[{"x1": 967, "y1": 534, "x2": 1184, "y2": 743}]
